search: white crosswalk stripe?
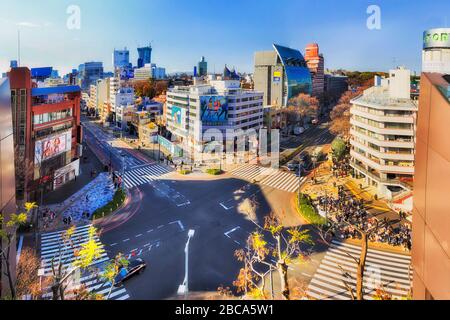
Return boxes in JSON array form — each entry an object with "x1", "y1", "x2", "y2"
[
  {"x1": 307, "y1": 240, "x2": 412, "y2": 300},
  {"x1": 40, "y1": 224, "x2": 130, "y2": 300},
  {"x1": 122, "y1": 164, "x2": 172, "y2": 189},
  {"x1": 231, "y1": 164, "x2": 305, "y2": 193}
]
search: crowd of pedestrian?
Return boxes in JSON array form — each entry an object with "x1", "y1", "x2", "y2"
[
  {"x1": 331, "y1": 155, "x2": 351, "y2": 178},
  {"x1": 315, "y1": 186, "x2": 412, "y2": 251}
]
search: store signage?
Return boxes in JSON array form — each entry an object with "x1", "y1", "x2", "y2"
[{"x1": 423, "y1": 28, "x2": 450, "y2": 49}]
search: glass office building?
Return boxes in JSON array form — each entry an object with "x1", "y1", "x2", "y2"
[{"x1": 254, "y1": 44, "x2": 312, "y2": 107}]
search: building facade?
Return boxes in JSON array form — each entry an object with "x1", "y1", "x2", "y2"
[
  {"x1": 78, "y1": 62, "x2": 104, "y2": 92},
  {"x1": 112, "y1": 87, "x2": 135, "y2": 129},
  {"x1": 254, "y1": 44, "x2": 312, "y2": 108},
  {"x1": 349, "y1": 67, "x2": 417, "y2": 199},
  {"x1": 198, "y1": 56, "x2": 208, "y2": 77},
  {"x1": 113, "y1": 48, "x2": 130, "y2": 70},
  {"x1": 137, "y1": 45, "x2": 152, "y2": 68},
  {"x1": 0, "y1": 78, "x2": 16, "y2": 297},
  {"x1": 8, "y1": 68, "x2": 82, "y2": 200},
  {"x1": 412, "y1": 72, "x2": 450, "y2": 300},
  {"x1": 324, "y1": 74, "x2": 349, "y2": 99},
  {"x1": 305, "y1": 43, "x2": 325, "y2": 97},
  {"x1": 422, "y1": 28, "x2": 450, "y2": 74},
  {"x1": 166, "y1": 80, "x2": 264, "y2": 162}
]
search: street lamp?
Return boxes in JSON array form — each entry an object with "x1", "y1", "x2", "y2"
[{"x1": 178, "y1": 229, "x2": 196, "y2": 299}]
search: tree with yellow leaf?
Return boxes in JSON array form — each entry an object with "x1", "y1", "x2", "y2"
[
  {"x1": 49, "y1": 226, "x2": 104, "y2": 300},
  {"x1": 0, "y1": 202, "x2": 34, "y2": 299},
  {"x1": 234, "y1": 212, "x2": 313, "y2": 300},
  {"x1": 100, "y1": 253, "x2": 129, "y2": 299}
]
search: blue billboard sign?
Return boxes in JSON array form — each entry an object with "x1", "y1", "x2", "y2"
[{"x1": 200, "y1": 96, "x2": 228, "y2": 124}]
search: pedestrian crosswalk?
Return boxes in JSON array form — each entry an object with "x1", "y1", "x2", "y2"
[
  {"x1": 122, "y1": 164, "x2": 172, "y2": 189},
  {"x1": 307, "y1": 240, "x2": 412, "y2": 300},
  {"x1": 40, "y1": 224, "x2": 130, "y2": 300},
  {"x1": 230, "y1": 164, "x2": 305, "y2": 193}
]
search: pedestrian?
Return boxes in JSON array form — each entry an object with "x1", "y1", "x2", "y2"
[{"x1": 86, "y1": 194, "x2": 90, "y2": 202}]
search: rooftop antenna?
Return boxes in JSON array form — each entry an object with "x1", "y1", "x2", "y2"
[{"x1": 17, "y1": 30, "x2": 21, "y2": 67}]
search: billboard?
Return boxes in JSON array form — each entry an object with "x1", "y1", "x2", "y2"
[
  {"x1": 171, "y1": 106, "x2": 184, "y2": 128},
  {"x1": 200, "y1": 96, "x2": 228, "y2": 124},
  {"x1": 423, "y1": 28, "x2": 450, "y2": 49},
  {"x1": 35, "y1": 130, "x2": 72, "y2": 163},
  {"x1": 273, "y1": 71, "x2": 282, "y2": 83}
]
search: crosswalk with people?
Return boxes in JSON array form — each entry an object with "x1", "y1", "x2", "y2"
[
  {"x1": 39, "y1": 224, "x2": 130, "y2": 300},
  {"x1": 230, "y1": 164, "x2": 306, "y2": 193},
  {"x1": 307, "y1": 240, "x2": 412, "y2": 300},
  {"x1": 122, "y1": 164, "x2": 172, "y2": 189}
]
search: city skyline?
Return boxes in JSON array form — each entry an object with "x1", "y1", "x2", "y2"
[{"x1": 0, "y1": 0, "x2": 449, "y2": 75}]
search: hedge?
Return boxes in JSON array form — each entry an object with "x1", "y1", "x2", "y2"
[
  {"x1": 206, "y1": 168, "x2": 223, "y2": 175},
  {"x1": 179, "y1": 169, "x2": 192, "y2": 175},
  {"x1": 93, "y1": 189, "x2": 126, "y2": 219},
  {"x1": 297, "y1": 193, "x2": 328, "y2": 226}
]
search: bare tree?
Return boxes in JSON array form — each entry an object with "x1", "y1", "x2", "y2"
[{"x1": 234, "y1": 212, "x2": 313, "y2": 300}]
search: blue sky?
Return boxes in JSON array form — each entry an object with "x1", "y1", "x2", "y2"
[{"x1": 0, "y1": 0, "x2": 449, "y2": 75}]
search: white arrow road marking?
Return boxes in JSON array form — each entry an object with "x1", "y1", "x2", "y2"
[{"x1": 224, "y1": 226, "x2": 241, "y2": 238}]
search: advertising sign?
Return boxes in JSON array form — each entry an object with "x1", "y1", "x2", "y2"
[
  {"x1": 423, "y1": 28, "x2": 450, "y2": 49},
  {"x1": 171, "y1": 106, "x2": 184, "y2": 128},
  {"x1": 53, "y1": 159, "x2": 80, "y2": 190},
  {"x1": 35, "y1": 130, "x2": 72, "y2": 163},
  {"x1": 273, "y1": 71, "x2": 281, "y2": 83},
  {"x1": 200, "y1": 96, "x2": 228, "y2": 124}
]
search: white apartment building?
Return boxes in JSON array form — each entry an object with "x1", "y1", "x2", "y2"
[
  {"x1": 109, "y1": 76, "x2": 121, "y2": 110},
  {"x1": 349, "y1": 67, "x2": 418, "y2": 199},
  {"x1": 166, "y1": 79, "x2": 264, "y2": 162},
  {"x1": 113, "y1": 87, "x2": 135, "y2": 129}
]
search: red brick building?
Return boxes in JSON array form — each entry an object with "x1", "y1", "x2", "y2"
[{"x1": 8, "y1": 67, "x2": 82, "y2": 201}]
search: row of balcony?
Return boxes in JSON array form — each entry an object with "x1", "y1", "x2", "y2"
[
  {"x1": 350, "y1": 150, "x2": 414, "y2": 175},
  {"x1": 350, "y1": 118, "x2": 414, "y2": 136},
  {"x1": 350, "y1": 139, "x2": 415, "y2": 161},
  {"x1": 350, "y1": 108, "x2": 415, "y2": 124}
]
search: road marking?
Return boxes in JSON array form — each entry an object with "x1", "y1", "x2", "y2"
[
  {"x1": 144, "y1": 243, "x2": 152, "y2": 247},
  {"x1": 157, "y1": 225, "x2": 164, "y2": 229},
  {"x1": 138, "y1": 249, "x2": 143, "y2": 256},
  {"x1": 123, "y1": 239, "x2": 130, "y2": 243},
  {"x1": 110, "y1": 243, "x2": 118, "y2": 247},
  {"x1": 220, "y1": 203, "x2": 233, "y2": 210},
  {"x1": 224, "y1": 226, "x2": 240, "y2": 238},
  {"x1": 135, "y1": 234, "x2": 143, "y2": 238},
  {"x1": 147, "y1": 229, "x2": 154, "y2": 233},
  {"x1": 234, "y1": 240, "x2": 241, "y2": 246},
  {"x1": 170, "y1": 220, "x2": 185, "y2": 231}
]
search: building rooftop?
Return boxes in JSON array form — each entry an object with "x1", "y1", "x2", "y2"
[
  {"x1": 31, "y1": 67, "x2": 53, "y2": 78},
  {"x1": 352, "y1": 87, "x2": 418, "y2": 110},
  {"x1": 31, "y1": 85, "x2": 81, "y2": 96}
]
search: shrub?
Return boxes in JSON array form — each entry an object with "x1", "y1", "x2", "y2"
[
  {"x1": 297, "y1": 193, "x2": 327, "y2": 226},
  {"x1": 206, "y1": 168, "x2": 223, "y2": 175},
  {"x1": 93, "y1": 189, "x2": 126, "y2": 219},
  {"x1": 179, "y1": 169, "x2": 192, "y2": 175}
]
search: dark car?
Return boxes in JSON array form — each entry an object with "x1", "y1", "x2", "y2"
[
  {"x1": 287, "y1": 160, "x2": 300, "y2": 171},
  {"x1": 114, "y1": 258, "x2": 147, "y2": 286}
]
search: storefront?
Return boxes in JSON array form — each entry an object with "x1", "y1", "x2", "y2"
[{"x1": 53, "y1": 159, "x2": 80, "y2": 190}]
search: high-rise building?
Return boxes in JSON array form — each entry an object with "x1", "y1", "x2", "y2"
[
  {"x1": 137, "y1": 45, "x2": 152, "y2": 68},
  {"x1": 0, "y1": 78, "x2": 16, "y2": 298},
  {"x1": 349, "y1": 67, "x2": 418, "y2": 199},
  {"x1": 324, "y1": 74, "x2": 349, "y2": 99},
  {"x1": 198, "y1": 56, "x2": 208, "y2": 77},
  {"x1": 113, "y1": 48, "x2": 130, "y2": 70},
  {"x1": 8, "y1": 67, "x2": 82, "y2": 200},
  {"x1": 305, "y1": 43, "x2": 325, "y2": 97},
  {"x1": 412, "y1": 72, "x2": 450, "y2": 300},
  {"x1": 254, "y1": 44, "x2": 312, "y2": 107},
  {"x1": 78, "y1": 62, "x2": 104, "y2": 92},
  {"x1": 422, "y1": 28, "x2": 450, "y2": 74}
]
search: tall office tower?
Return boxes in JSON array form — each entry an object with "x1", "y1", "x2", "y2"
[
  {"x1": 254, "y1": 44, "x2": 312, "y2": 107},
  {"x1": 113, "y1": 48, "x2": 130, "y2": 70},
  {"x1": 198, "y1": 56, "x2": 208, "y2": 77},
  {"x1": 412, "y1": 71, "x2": 450, "y2": 300},
  {"x1": 349, "y1": 67, "x2": 418, "y2": 200},
  {"x1": 137, "y1": 45, "x2": 152, "y2": 68},
  {"x1": 0, "y1": 78, "x2": 16, "y2": 298},
  {"x1": 422, "y1": 28, "x2": 450, "y2": 74},
  {"x1": 78, "y1": 62, "x2": 104, "y2": 91},
  {"x1": 305, "y1": 43, "x2": 325, "y2": 97}
]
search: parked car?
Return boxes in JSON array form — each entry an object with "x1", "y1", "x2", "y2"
[
  {"x1": 287, "y1": 160, "x2": 300, "y2": 171},
  {"x1": 114, "y1": 258, "x2": 147, "y2": 286}
]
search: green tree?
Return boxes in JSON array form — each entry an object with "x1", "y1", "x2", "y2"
[
  {"x1": 49, "y1": 226, "x2": 104, "y2": 300},
  {"x1": 331, "y1": 137, "x2": 348, "y2": 161},
  {"x1": 0, "y1": 202, "x2": 34, "y2": 299},
  {"x1": 100, "y1": 253, "x2": 129, "y2": 299}
]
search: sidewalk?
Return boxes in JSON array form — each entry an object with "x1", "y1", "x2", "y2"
[
  {"x1": 39, "y1": 173, "x2": 116, "y2": 232},
  {"x1": 43, "y1": 142, "x2": 105, "y2": 205}
]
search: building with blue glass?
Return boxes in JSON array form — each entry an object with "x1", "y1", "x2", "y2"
[
  {"x1": 137, "y1": 45, "x2": 152, "y2": 68},
  {"x1": 254, "y1": 44, "x2": 312, "y2": 107},
  {"x1": 78, "y1": 62, "x2": 104, "y2": 91}
]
